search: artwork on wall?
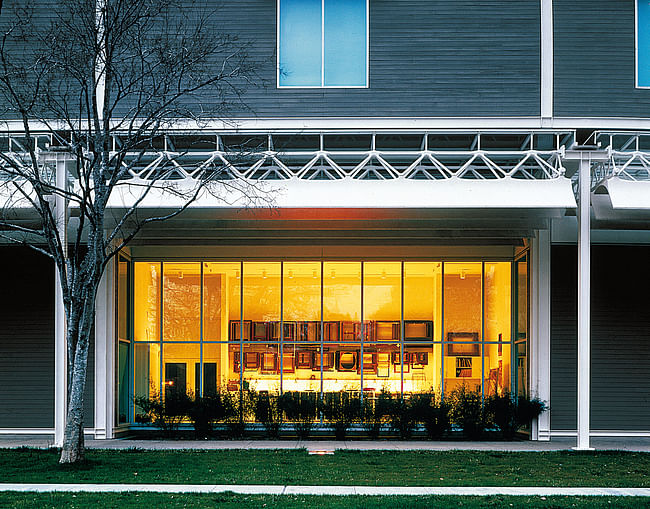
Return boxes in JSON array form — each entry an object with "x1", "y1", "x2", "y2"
[
  {"x1": 260, "y1": 352, "x2": 278, "y2": 373},
  {"x1": 446, "y1": 332, "x2": 480, "y2": 356},
  {"x1": 336, "y1": 351, "x2": 358, "y2": 371},
  {"x1": 296, "y1": 350, "x2": 313, "y2": 369}
]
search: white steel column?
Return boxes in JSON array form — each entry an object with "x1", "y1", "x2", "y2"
[
  {"x1": 54, "y1": 154, "x2": 68, "y2": 447},
  {"x1": 94, "y1": 257, "x2": 115, "y2": 439},
  {"x1": 530, "y1": 229, "x2": 552, "y2": 441},
  {"x1": 575, "y1": 156, "x2": 593, "y2": 450}
]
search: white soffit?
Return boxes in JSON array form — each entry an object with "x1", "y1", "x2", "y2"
[{"x1": 106, "y1": 177, "x2": 576, "y2": 210}]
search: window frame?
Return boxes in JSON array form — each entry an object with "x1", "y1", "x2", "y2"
[
  {"x1": 636, "y1": 0, "x2": 650, "y2": 88},
  {"x1": 276, "y1": 0, "x2": 370, "y2": 89}
]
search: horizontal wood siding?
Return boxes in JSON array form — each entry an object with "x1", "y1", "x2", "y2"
[
  {"x1": 550, "y1": 245, "x2": 577, "y2": 430},
  {"x1": 551, "y1": 245, "x2": 650, "y2": 432},
  {"x1": 210, "y1": 0, "x2": 542, "y2": 117},
  {"x1": 2, "y1": 0, "x2": 541, "y2": 119},
  {"x1": 554, "y1": 0, "x2": 650, "y2": 117},
  {"x1": 0, "y1": 248, "x2": 55, "y2": 428},
  {"x1": 0, "y1": 247, "x2": 95, "y2": 430}
]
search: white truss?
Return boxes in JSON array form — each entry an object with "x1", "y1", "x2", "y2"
[
  {"x1": 0, "y1": 131, "x2": 571, "y2": 184},
  {"x1": 594, "y1": 131, "x2": 650, "y2": 184}
]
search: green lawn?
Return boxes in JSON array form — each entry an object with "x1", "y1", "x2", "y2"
[
  {"x1": 0, "y1": 449, "x2": 648, "y2": 487},
  {"x1": 0, "y1": 493, "x2": 648, "y2": 509}
]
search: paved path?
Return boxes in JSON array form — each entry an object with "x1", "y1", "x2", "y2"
[
  {"x1": 0, "y1": 483, "x2": 649, "y2": 496},
  {"x1": 1, "y1": 436, "x2": 649, "y2": 452}
]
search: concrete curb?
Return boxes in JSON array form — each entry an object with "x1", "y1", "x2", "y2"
[{"x1": 1, "y1": 484, "x2": 649, "y2": 496}]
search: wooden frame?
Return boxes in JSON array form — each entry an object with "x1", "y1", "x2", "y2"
[
  {"x1": 229, "y1": 320, "x2": 252, "y2": 341},
  {"x1": 373, "y1": 321, "x2": 400, "y2": 341},
  {"x1": 404, "y1": 320, "x2": 433, "y2": 341},
  {"x1": 336, "y1": 350, "x2": 358, "y2": 372},
  {"x1": 296, "y1": 350, "x2": 313, "y2": 369},
  {"x1": 260, "y1": 352, "x2": 278, "y2": 373}
]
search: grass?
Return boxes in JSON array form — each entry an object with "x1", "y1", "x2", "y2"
[
  {"x1": 0, "y1": 448, "x2": 648, "y2": 487},
  {"x1": 0, "y1": 493, "x2": 648, "y2": 509}
]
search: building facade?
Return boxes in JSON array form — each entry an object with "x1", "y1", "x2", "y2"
[{"x1": 1, "y1": 0, "x2": 650, "y2": 446}]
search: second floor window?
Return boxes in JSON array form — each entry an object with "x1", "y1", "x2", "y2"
[
  {"x1": 278, "y1": 0, "x2": 368, "y2": 88},
  {"x1": 638, "y1": 0, "x2": 650, "y2": 87}
]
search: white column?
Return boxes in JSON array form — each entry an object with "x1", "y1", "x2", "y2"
[
  {"x1": 540, "y1": 0, "x2": 554, "y2": 121},
  {"x1": 94, "y1": 257, "x2": 115, "y2": 439},
  {"x1": 530, "y1": 229, "x2": 552, "y2": 441},
  {"x1": 54, "y1": 154, "x2": 67, "y2": 447},
  {"x1": 575, "y1": 156, "x2": 593, "y2": 450}
]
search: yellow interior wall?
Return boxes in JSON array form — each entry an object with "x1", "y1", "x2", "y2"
[{"x1": 134, "y1": 262, "x2": 160, "y2": 342}]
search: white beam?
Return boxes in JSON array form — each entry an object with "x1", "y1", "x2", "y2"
[
  {"x1": 54, "y1": 154, "x2": 67, "y2": 448},
  {"x1": 575, "y1": 155, "x2": 593, "y2": 450}
]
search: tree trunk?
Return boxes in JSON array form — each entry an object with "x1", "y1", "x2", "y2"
[{"x1": 59, "y1": 293, "x2": 96, "y2": 464}]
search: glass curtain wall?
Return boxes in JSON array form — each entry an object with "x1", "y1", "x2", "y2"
[{"x1": 125, "y1": 259, "x2": 522, "y2": 422}]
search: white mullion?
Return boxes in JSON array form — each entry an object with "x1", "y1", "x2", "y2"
[{"x1": 321, "y1": 0, "x2": 325, "y2": 87}]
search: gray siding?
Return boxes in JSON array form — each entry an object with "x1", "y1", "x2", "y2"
[
  {"x1": 0, "y1": 248, "x2": 55, "y2": 428},
  {"x1": 0, "y1": 247, "x2": 95, "y2": 430},
  {"x1": 2, "y1": 0, "x2": 541, "y2": 119},
  {"x1": 551, "y1": 245, "x2": 650, "y2": 431},
  {"x1": 217, "y1": 0, "x2": 542, "y2": 117},
  {"x1": 554, "y1": 0, "x2": 650, "y2": 118}
]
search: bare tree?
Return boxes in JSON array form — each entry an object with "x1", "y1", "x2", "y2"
[{"x1": 0, "y1": 0, "x2": 270, "y2": 463}]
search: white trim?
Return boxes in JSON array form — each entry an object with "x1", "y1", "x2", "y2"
[
  {"x1": 94, "y1": 257, "x2": 116, "y2": 440},
  {"x1": 0, "y1": 428, "x2": 99, "y2": 435},
  {"x1": 551, "y1": 430, "x2": 650, "y2": 437},
  {"x1": 540, "y1": 0, "x2": 553, "y2": 117},
  {"x1": 14, "y1": 116, "x2": 650, "y2": 132},
  {"x1": 276, "y1": 0, "x2": 370, "y2": 89},
  {"x1": 54, "y1": 154, "x2": 68, "y2": 449},
  {"x1": 530, "y1": 229, "x2": 552, "y2": 441},
  {"x1": 0, "y1": 429, "x2": 55, "y2": 435},
  {"x1": 575, "y1": 155, "x2": 592, "y2": 451}
]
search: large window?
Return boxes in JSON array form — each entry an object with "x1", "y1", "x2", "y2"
[
  {"x1": 278, "y1": 0, "x2": 368, "y2": 88},
  {"x1": 638, "y1": 0, "x2": 650, "y2": 87},
  {"x1": 126, "y1": 259, "x2": 522, "y2": 423}
]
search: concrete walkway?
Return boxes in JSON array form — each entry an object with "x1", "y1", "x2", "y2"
[
  {"x1": 1, "y1": 435, "x2": 650, "y2": 452},
  {"x1": 0, "y1": 483, "x2": 649, "y2": 496}
]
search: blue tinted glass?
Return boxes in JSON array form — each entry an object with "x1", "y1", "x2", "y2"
[
  {"x1": 639, "y1": 1, "x2": 650, "y2": 86},
  {"x1": 279, "y1": 0, "x2": 322, "y2": 86},
  {"x1": 324, "y1": 0, "x2": 367, "y2": 86}
]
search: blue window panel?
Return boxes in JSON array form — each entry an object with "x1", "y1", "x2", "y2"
[
  {"x1": 279, "y1": 0, "x2": 322, "y2": 86},
  {"x1": 324, "y1": 0, "x2": 367, "y2": 87},
  {"x1": 639, "y1": 1, "x2": 650, "y2": 86}
]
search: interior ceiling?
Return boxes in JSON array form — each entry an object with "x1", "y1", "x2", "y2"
[{"x1": 117, "y1": 208, "x2": 550, "y2": 247}]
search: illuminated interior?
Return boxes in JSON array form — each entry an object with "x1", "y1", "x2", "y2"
[{"x1": 125, "y1": 259, "x2": 525, "y2": 423}]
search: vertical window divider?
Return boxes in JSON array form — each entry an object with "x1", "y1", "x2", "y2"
[
  {"x1": 128, "y1": 259, "x2": 134, "y2": 423},
  {"x1": 239, "y1": 261, "x2": 244, "y2": 407},
  {"x1": 280, "y1": 262, "x2": 284, "y2": 394},
  {"x1": 199, "y1": 262, "x2": 204, "y2": 398},
  {"x1": 320, "y1": 260, "x2": 324, "y2": 415},
  {"x1": 511, "y1": 260, "x2": 517, "y2": 400},
  {"x1": 440, "y1": 262, "x2": 445, "y2": 399},
  {"x1": 400, "y1": 261, "x2": 404, "y2": 399},
  {"x1": 481, "y1": 262, "x2": 485, "y2": 402},
  {"x1": 159, "y1": 262, "x2": 163, "y2": 400},
  {"x1": 360, "y1": 261, "x2": 364, "y2": 405}
]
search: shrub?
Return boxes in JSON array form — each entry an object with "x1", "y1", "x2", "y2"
[
  {"x1": 362, "y1": 388, "x2": 393, "y2": 439},
  {"x1": 449, "y1": 385, "x2": 490, "y2": 440},
  {"x1": 222, "y1": 390, "x2": 252, "y2": 438},
  {"x1": 278, "y1": 391, "x2": 318, "y2": 439},
  {"x1": 319, "y1": 391, "x2": 361, "y2": 440},
  {"x1": 387, "y1": 396, "x2": 417, "y2": 440},
  {"x1": 486, "y1": 392, "x2": 548, "y2": 440},
  {"x1": 410, "y1": 392, "x2": 451, "y2": 439},
  {"x1": 187, "y1": 392, "x2": 229, "y2": 439},
  {"x1": 133, "y1": 391, "x2": 191, "y2": 438},
  {"x1": 252, "y1": 391, "x2": 283, "y2": 438}
]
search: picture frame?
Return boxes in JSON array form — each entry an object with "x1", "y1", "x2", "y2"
[
  {"x1": 446, "y1": 332, "x2": 480, "y2": 356},
  {"x1": 404, "y1": 320, "x2": 433, "y2": 341},
  {"x1": 243, "y1": 351, "x2": 259, "y2": 370},
  {"x1": 336, "y1": 351, "x2": 358, "y2": 372},
  {"x1": 229, "y1": 320, "x2": 252, "y2": 341},
  {"x1": 296, "y1": 350, "x2": 313, "y2": 369},
  {"x1": 260, "y1": 352, "x2": 277, "y2": 373},
  {"x1": 373, "y1": 321, "x2": 400, "y2": 341},
  {"x1": 282, "y1": 352, "x2": 295, "y2": 373}
]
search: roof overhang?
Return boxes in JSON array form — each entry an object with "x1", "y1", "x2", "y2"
[{"x1": 593, "y1": 177, "x2": 650, "y2": 226}]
